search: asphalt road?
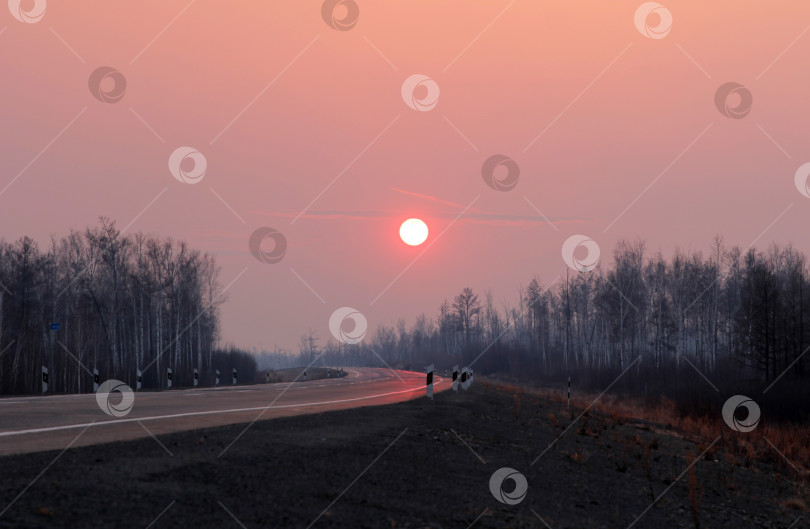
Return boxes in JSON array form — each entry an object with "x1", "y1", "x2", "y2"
[{"x1": 0, "y1": 367, "x2": 445, "y2": 456}]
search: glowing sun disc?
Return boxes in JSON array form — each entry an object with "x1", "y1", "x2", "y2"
[{"x1": 399, "y1": 218, "x2": 428, "y2": 246}]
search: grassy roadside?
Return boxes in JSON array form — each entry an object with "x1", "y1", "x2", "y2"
[{"x1": 491, "y1": 377, "x2": 810, "y2": 480}]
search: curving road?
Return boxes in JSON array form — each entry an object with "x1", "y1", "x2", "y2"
[{"x1": 0, "y1": 368, "x2": 445, "y2": 456}]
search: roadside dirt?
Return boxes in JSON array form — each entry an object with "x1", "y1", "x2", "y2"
[
  {"x1": 0, "y1": 380, "x2": 806, "y2": 528},
  {"x1": 267, "y1": 367, "x2": 346, "y2": 383}
]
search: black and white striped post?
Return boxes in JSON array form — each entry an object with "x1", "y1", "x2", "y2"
[
  {"x1": 461, "y1": 367, "x2": 473, "y2": 390},
  {"x1": 93, "y1": 368, "x2": 99, "y2": 392},
  {"x1": 425, "y1": 364, "x2": 434, "y2": 399},
  {"x1": 41, "y1": 366, "x2": 48, "y2": 394},
  {"x1": 567, "y1": 376, "x2": 571, "y2": 410},
  {"x1": 193, "y1": 368, "x2": 199, "y2": 387},
  {"x1": 265, "y1": 370, "x2": 270, "y2": 383},
  {"x1": 167, "y1": 367, "x2": 173, "y2": 388},
  {"x1": 136, "y1": 368, "x2": 142, "y2": 391},
  {"x1": 215, "y1": 369, "x2": 220, "y2": 385},
  {"x1": 232, "y1": 368, "x2": 237, "y2": 385}
]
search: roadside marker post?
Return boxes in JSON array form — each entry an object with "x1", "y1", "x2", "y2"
[
  {"x1": 265, "y1": 370, "x2": 270, "y2": 383},
  {"x1": 193, "y1": 368, "x2": 199, "y2": 387},
  {"x1": 567, "y1": 376, "x2": 573, "y2": 418},
  {"x1": 41, "y1": 366, "x2": 48, "y2": 394},
  {"x1": 452, "y1": 365, "x2": 459, "y2": 392},
  {"x1": 232, "y1": 368, "x2": 237, "y2": 385},
  {"x1": 136, "y1": 369, "x2": 142, "y2": 391},
  {"x1": 93, "y1": 368, "x2": 99, "y2": 392},
  {"x1": 461, "y1": 367, "x2": 473, "y2": 391},
  {"x1": 167, "y1": 367, "x2": 173, "y2": 389},
  {"x1": 215, "y1": 369, "x2": 220, "y2": 385},
  {"x1": 426, "y1": 364, "x2": 434, "y2": 400}
]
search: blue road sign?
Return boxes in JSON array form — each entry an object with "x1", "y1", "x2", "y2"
[{"x1": 50, "y1": 323, "x2": 60, "y2": 331}]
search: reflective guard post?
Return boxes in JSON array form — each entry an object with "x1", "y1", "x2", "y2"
[{"x1": 426, "y1": 364, "x2": 434, "y2": 400}]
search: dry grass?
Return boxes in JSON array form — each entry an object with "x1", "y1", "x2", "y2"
[
  {"x1": 780, "y1": 497, "x2": 809, "y2": 512},
  {"x1": 483, "y1": 379, "x2": 810, "y2": 478}
]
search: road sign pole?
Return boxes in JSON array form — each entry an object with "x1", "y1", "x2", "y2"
[
  {"x1": 48, "y1": 323, "x2": 59, "y2": 393},
  {"x1": 48, "y1": 330, "x2": 54, "y2": 394}
]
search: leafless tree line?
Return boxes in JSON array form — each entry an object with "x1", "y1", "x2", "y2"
[
  {"x1": 0, "y1": 218, "x2": 227, "y2": 395},
  {"x1": 307, "y1": 237, "x2": 809, "y2": 384},
  {"x1": 10, "y1": 220, "x2": 802, "y2": 395}
]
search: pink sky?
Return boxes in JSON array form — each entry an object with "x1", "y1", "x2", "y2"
[{"x1": 2, "y1": 0, "x2": 809, "y2": 351}]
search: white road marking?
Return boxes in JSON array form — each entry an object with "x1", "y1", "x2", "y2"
[
  {"x1": 0, "y1": 375, "x2": 373, "y2": 404},
  {"x1": 0, "y1": 379, "x2": 445, "y2": 438}
]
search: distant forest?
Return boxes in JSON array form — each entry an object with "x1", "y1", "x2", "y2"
[
  {"x1": 0, "y1": 219, "x2": 255, "y2": 395},
  {"x1": 302, "y1": 237, "x2": 810, "y2": 397},
  {"x1": 4, "y1": 220, "x2": 809, "y2": 402}
]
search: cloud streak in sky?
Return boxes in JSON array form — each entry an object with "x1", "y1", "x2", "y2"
[
  {"x1": 262, "y1": 209, "x2": 592, "y2": 226},
  {"x1": 257, "y1": 187, "x2": 591, "y2": 226}
]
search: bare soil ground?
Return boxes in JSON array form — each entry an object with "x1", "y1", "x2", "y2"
[
  {"x1": 266, "y1": 367, "x2": 346, "y2": 383},
  {"x1": 0, "y1": 380, "x2": 806, "y2": 528}
]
